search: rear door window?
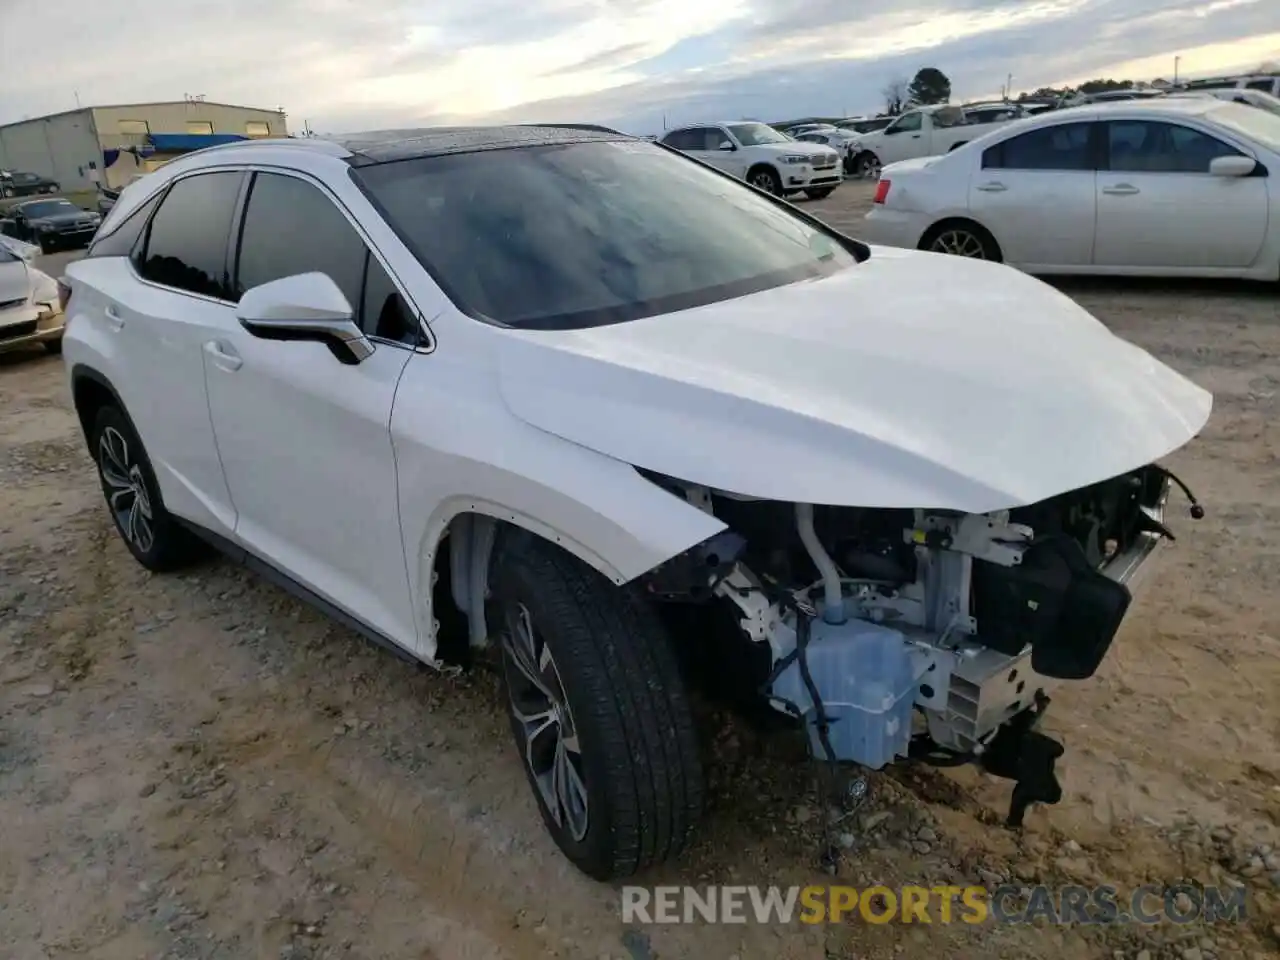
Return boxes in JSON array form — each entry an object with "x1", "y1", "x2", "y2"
[
  {"x1": 136, "y1": 171, "x2": 244, "y2": 299},
  {"x1": 983, "y1": 122, "x2": 1095, "y2": 170}
]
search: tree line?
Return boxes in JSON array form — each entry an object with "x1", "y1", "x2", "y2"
[{"x1": 879, "y1": 69, "x2": 1174, "y2": 116}]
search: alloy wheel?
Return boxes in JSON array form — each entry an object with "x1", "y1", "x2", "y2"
[
  {"x1": 98, "y1": 425, "x2": 155, "y2": 553},
  {"x1": 859, "y1": 156, "x2": 881, "y2": 179},
  {"x1": 929, "y1": 229, "x2": 988, "y2": 259},
  {"x1": 501, "y1": 602, "x2": 590, "y2": 841},
  {"x1": 750, "y1": 171, "x2": 779, "y2": 194}
]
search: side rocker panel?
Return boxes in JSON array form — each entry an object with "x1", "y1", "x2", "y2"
[{"x1": 390, "y1": 352, "x2": 726, "y2": 662}]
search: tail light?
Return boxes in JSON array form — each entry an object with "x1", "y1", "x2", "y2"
[
  {"x1": 57, "y1": 277, "x2": 72, "y2": 313},
  {"x1": 873, "y1": 179, "x2": 892, "y2": 204}
]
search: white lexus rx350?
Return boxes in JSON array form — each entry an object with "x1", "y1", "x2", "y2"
[{"x1": 62, "y1": 125, "x2": 1212, "y2": 880}]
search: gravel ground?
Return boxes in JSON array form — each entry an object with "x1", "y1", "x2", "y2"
[{"x1": 1, "y1": 182, "x2": 1278, "y2": 960}]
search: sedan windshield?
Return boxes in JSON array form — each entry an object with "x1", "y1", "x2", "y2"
[
  {"x1": 355, "y1": 140, "x2": 858, "y2": 330},
  {"x1": 727, "y1": 122, "x2": 792, "y2": 146},
  {"x1": 22, "y1": 200, "x2": 76, "y2": 218}
]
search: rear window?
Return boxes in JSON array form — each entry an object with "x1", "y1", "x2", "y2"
[{"x1": 353, "y1": 140, "x2": 858, "y2": 330}]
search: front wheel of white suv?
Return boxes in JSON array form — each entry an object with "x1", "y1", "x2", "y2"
[
  {"x1": 489, "y1": 534, "x2": 705, "y2": 881},
  {"x1": 90, "y1": 405, "x2": 209, "y2": 571}
]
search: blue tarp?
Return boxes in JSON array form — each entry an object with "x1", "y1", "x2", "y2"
[{"x1": 147, "y1": 133, "x2": 249, "y2": 152}]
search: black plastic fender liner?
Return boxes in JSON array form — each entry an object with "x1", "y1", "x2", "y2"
[{"x1": 971, "y1": 534, "x2": 1132, "y2": 680}]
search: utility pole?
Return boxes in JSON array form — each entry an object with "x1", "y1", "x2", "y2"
[
  {"x1": 1005, "y1": 73, "x2": 1013, "y2": 101},
  {"x1": 1174, "y1": 55, "x2": 1181, "y2": 85}
]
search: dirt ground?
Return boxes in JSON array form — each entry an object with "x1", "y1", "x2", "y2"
[{"x1": 2, "y1": 182, "x2": 1278, "y2": 960}]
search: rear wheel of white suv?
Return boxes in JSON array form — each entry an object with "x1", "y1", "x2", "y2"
[
  {"x1": 91, "y1": 405, "x2": 209, "y2": 571},
  {"x1": 489, "y1": 534, "x2": 704, "y2": 880}
]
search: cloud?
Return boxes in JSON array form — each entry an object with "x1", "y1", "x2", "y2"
[{"x1": 0, "y1": 0, "x2": 1275, "y2": 135}]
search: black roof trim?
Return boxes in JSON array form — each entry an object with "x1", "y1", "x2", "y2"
[{"x1": 337, "y1": 124, "x2": 633, "y2": 166}]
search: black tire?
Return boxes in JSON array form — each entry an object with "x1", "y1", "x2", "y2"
[
  {"x1": 90, "y1": 405, "x2": 209, "y2": 572},
  {"x1": 804, "y1": 187, "x2": 836, "y2": 200},
  {"x1": 489, "y1": 535, "x2": 704, "y2": 881},
  {"x1": 855, "y1": 152, "x2": 881, "y2": 179},
  {"x1": 919, "y1": 218, "x2": 1002, "y2": 261},
  {"x1": 38, "y1": 237, "x2": 51, "y2": 255},
  {"x1": 43, "y1": 338, "x2": 63, "y2": 355},
  {"x1": 746, "y1": 165, "x2": 783, "y2": 196}
]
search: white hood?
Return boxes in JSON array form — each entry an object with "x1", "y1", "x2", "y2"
[{"x1": 494, "y1": 247, "x2": 1212, "y2": 513}]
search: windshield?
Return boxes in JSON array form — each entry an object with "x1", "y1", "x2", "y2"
[
  {"x1": 22, "y1": 200, "x2": 77, "y2": 218},
  {"x1": 727, "y1": 122, "x2": 791, "y2": 146},
  {"x1": 355, "y1": 140, "x2": 858, "y2": 330},
  {"x1": 1212, "y1": 100, "x2": 1280, "y2": 151}
]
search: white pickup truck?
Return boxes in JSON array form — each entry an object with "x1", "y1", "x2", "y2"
[{"x1": 847, "y1": 104, "x2": 1021, "y2": 179}]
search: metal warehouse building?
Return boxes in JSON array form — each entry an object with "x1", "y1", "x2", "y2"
[{"x1": 0, "y1": 100, "x2": 289, "y2": 193}]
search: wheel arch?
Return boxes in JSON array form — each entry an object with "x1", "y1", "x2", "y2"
[
  {"x1": 744, "y1": 161, "x2": 781, "y2": 186},
  {"x1": 416, "y1": 487, "x2": 725, "y2": 661},
  {"x1": 69, "y1": 363, "x2": 128, "y2": 450},
  {"x1": 917, "y1": 215, "x2": 1004, "y2": 260}
]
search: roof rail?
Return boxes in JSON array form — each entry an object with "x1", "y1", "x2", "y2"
[{"x1": 521, "y1": 122, "x2": 627, "y2": 136}]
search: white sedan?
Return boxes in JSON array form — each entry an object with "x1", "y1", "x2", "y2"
[{"x1": 860, "y1": 98, "x2": 1280, "y2": 279}]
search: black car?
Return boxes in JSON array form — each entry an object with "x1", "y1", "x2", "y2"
[
  {"x1": 2, "y1": 198, "x2": 101, "y2": 253},
  {"x1": 0, "y1": 170, "x2": 60, "y2": 198}
]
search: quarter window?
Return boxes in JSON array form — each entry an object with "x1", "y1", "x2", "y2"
[
  {"x1": 88, "y1": 190, "x2": 163, "y2": 259},
  {"x1": 983, "y1": 122, "x2": 1094, "y2": 170},
  {"x1": 1106, "y1": 120, "x2": 1242, "y2": 173},
  {"x1": 137, "y1": 171, "x2": 243, "y2": 299},
  {"x1": 1246, "y1": 79, "x2": 1274, "y2": 92}
]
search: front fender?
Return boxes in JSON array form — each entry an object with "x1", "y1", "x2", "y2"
[{"x1": 391, "y1": 352, "x2": 726, "y2": 660}]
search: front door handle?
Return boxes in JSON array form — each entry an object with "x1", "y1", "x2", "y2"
[
  {"x1": 976, "y1": 181, "x2": 1007, "y2": 192},
  {"x1": 203, "y1": 340, "x2": 243, "y2": 372},
  {"x1": 1102, "y1": 183, "x2": 1140, "y2": 196},
  {"x1": 104, "y1": 304, "x2": 124, "y2": 331}
]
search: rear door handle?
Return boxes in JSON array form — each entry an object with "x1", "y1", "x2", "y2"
[
  {"x1": 976, "y1": 181, "x2": 1007, "y2": 192},
  {"x1": 104, "y1": 304, "x2": 124, "y2": 331},
  {"x1": 202, "y1": 340, "x2": 243, "y2": 372},
  {"x1": 1102, "y1": 184, "x2": 1140, "y2": 196}
]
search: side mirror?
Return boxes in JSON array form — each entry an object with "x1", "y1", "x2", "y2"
[
  {"x1": 236, "y1": 272, "x2": 374, "y2": 365},
  {"x1": 1208, "y1": 155, "x2": 1256, "y2": 177},
  {"x1": 718, "y1": 140, "x2": 736, "y2": 151}
]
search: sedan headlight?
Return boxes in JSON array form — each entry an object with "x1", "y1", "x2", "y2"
[
  {"x1": 783, "y1": 155, "x2": 810, "y2": 165},
  {"x1": 34, "y1": 222, "x2": 54, "y2": 232}
]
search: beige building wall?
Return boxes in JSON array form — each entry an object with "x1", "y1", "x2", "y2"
[
  {"x1": 0, "y1": 109, "x2": 101, "y2": 194},
  {"x1": 92, "y1": 102, "x2": 289, "y2": 187},
  {"x1": 2, "y1": 102, "x2": 290, "y2": 193},
  {"x1": 92, "y1": 102, "x2": 289, "y2": 149}
]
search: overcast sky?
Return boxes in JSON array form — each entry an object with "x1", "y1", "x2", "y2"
[{"x1": 1, "y1": 0, "x2": 1276, "y2": 135}]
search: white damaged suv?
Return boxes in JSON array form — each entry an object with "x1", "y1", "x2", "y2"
[{"x1": 61, "y1": 125, "x2": 1211, "y2": 880}]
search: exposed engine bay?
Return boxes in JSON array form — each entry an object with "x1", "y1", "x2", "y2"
[{"x1": 640, "y1": 463, "x2": 1202, "y2": 827}]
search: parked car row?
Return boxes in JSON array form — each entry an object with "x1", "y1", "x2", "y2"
[
  {"x1": 1, "y1": 168, "x2": 60, "y2": 198},
  {"x1": 0, "y1": 197, "x2": 102, "y2": 253}
]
